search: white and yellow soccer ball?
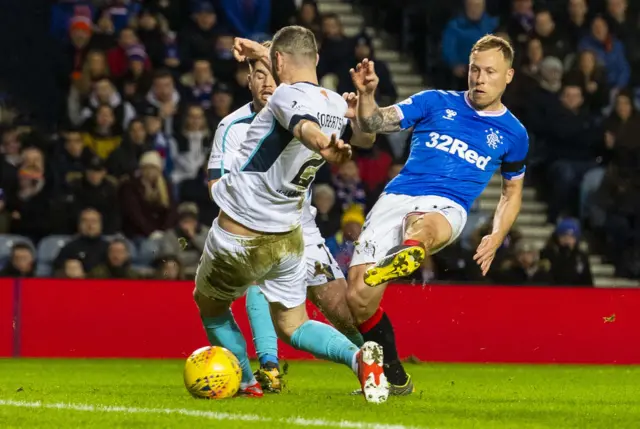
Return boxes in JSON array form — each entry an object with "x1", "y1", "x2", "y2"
[{"x1": 184, "y1": 346, "x2": 242, "y2": 399}]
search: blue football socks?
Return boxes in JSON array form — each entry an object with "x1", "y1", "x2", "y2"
[{"x1": 246, "y1": 286, "x2": 279, "y2": 368}]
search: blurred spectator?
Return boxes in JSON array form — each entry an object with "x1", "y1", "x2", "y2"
[
  {"x1": 154, "y1": 255, "x2": 185, "y2": 280},
  {"x1": 53, "y1": 208, "x2": 109, "y2": 273},
  {"x1": 119, "y1": 47, "x2": 153, "y2": 105},
  {"x1": 441, "y1": 0, "x2": 498, "y2": 89},
  {"x1": 107, "y1": 118, "x2": 153, "y2": 181},
  {"x1": 7, "y1": 166, "x2": 53, "y2": 243},
  {"x1": 67, "y1": 15, "x2": 95, "y2": 83},
  {"x1": 50, "y1": 1, "x2": 95, "y2": 42},
  {"x1": 92, "y1": 8, "x2": 117, "y2": 51},
  {"x1": 578, "y1": 16, "x2": 630, "y2": 90},
  {"x1": 108, "y1": 27, "x2": 152, "y2": 78},
  {"x1": 545, "y1": 84, "x2": 602, "y2": 221},
  {"x1": 208, "y1": 82, "x2": 234, "y2": 129},
  {"x1": 212, "y1": 34, "x2": 238, "y2": 82},
  {"x1": 178, "y1": 2, "x2": 220, "y2": 71},
  {"x1": 146, "y1": 69, "x2": 185, "y2": 136},
  {"x1": 0, "y1": 243, "x2": 35, "y2": 278},
  {"x1": 326, "y1": 205, "x2": 365, "y2": 275},
  {"x1": 0, "y1": 189, "x2": 9, "y2": 234},
  {"x1": 81, "y1": 104, "x2": 123, "y2": 159},
  {"x1": 179, "y1": 163, "x2": 217, "y2": 226},
  {"x1": 271, "y1": 0, "x2": 297, "y2": 33},
  {"x1": 66, "y1": 156, "x2": 120, "y2": 234},
  {"x1": 58, "y1": 258, "x2": 86, "y2": 279},
  {"x1": 367, "y1": 161, "x2": 402, "y2": 210},
  {"x1": 505, "y1": 0, "x2": 534, "y2": 53},
  {"x1": 77, "y1": 78, "x2": 136, "y2": 129},
  {"x1": 231, "y1": 62, "x2": 252, "y2": 109},
  {"x1": 135, "y1": 7, "x2": 169, "y2": 68},
  {"x1": 170, "y1": 105, "x2": 211, "y2": 185},
  {"x1": 296, "y1": 0, "x2": 322, "y2": 40},
  {"x1": 140, "y1": 103, "x2": 174, "y2": 177},
  {"x1": 90, "y1": 238, "x2": 139, "y2": 279},
  {"x1": 541, "y1": 219, "x2": 593, "y2": 286},
  {"x1": 494, "y1": 242, "x2": 553, "y2": 285},
  {"x1": 581, "y1": 90, "x2": 636, "y2": 227},
  {"x1": 1, "y1": 126, "x2": 22, "y2": 167},
  {"x1": 313, "y1": 184, "x2": 341, "y2": 238},
  {"x1": 318, "y1": 14, "x2": 354, "y2": 78},
  {"x1": 332, "y1": 160, "x2": 367, "y2": 211},
  {"x1": 73, "y1": 50, "x2": 111, "y2": 102},
  {"x1": 337, "y1": 35, "x2": 397, "y2": 106},
  {"x1": 526, "y1": 56, "x2": 564, "y2": 138},
  {"x1": 98, "y1": 0, "x2": 141, "y2": 34},
  {"x1": 564, "y1": 50, "x2": 610, "y2": 115},
  {"x1": 219, "y1": 0, "x2": 271, "y2": 39},
  {"x1": 120, "y1": 151, "x2": 177, "y2": 239},
  {"x1": 181, "y1": 59, "x2": 216, "y2": 109},
  {"x1": 160, "y1": 202, "x2": 208, "y2": 270},
  {"x1": 566, "y1": 0, "x2": 590, "y2": 51},
  {"x1": 533, "y1": 9, "x2": 570, "y2": 62}
]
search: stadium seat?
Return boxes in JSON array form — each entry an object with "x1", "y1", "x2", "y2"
[
  {"x1": 0, "y1": 235, "x2": 35, "y2": 266},
  {"x1": 137, "y1": 236, "x2": 164, "y2": 266},
  {"x1": 35, "y1": 235, "x2": 72, "y2": 277}
]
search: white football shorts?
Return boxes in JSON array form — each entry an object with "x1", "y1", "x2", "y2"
[
  {"x1": 350, "y1": 193, "x2": 467, "y2": 267},
  {"x1": 196, "y1": 217, "x2": 306, "y2": 308}
]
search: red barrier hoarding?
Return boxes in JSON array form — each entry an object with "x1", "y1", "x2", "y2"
[
  {"x1": 13, "y1": 280, "x2": 640, "y2": 363},
  {"x1": 0, "y1": 280, "x2": 14, "y2": 357}
]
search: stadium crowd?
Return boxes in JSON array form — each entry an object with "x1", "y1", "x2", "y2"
[{"x1": 0, "y1": 0, "x2": 638, "y2": 286}]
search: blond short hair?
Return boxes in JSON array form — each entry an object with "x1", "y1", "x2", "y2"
[
  {"x1": 471, "y1": 35, "x2": 515, "y2": 66},
  {"x1": 270, "y1": 25, "x2": 318, "y2": 65}
]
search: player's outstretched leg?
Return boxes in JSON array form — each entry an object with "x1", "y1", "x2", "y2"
[
  {"x1": 194, "y1": 289, "x2": 263, "y2": 397},
  {"x1": 245, "y1": 286, "x2": 281, "y2": 393},
  {"x1": 273, "y1": 303, "x2": 388, "y2": 403}
]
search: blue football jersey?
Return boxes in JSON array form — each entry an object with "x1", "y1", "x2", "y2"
[{"x1": 384, "y1": 90, "x2": 529, "y2": 211}]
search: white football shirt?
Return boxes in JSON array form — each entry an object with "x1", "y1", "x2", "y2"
[{"x1": 212, "y1": 82, "x2": 347, "y2": 234}]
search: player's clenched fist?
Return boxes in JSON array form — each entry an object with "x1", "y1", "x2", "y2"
[
  {"x1": 350, "y1": 58, "x2": 379, "y2": 95},
  {"x1": 320, "y1": 134, "x2": 352, "y2": 165},
  {"x1": 233, "y1": 37, "x2": 269, "y2": 62}
]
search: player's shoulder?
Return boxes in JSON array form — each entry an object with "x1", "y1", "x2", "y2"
[
  {"x1": 504, "y1": 109, "x2": 529, "y2": 141},
  {"x1": 216, "y1": 103, "x2": 256, "y2": 133},
  {"x1": 398, "y1": 88, "x2": 462, "y2": 107}
]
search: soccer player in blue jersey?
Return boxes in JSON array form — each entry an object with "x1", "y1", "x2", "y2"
[{"x1": 346, "y1": 35, "x2": 528, "y2": 394}]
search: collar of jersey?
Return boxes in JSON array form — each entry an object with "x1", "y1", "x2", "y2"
[{"x1": 464, "y1": 91, "x2": 507, "y2": 117}]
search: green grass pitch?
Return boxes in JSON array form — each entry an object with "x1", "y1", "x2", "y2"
[{"x1": 1, "y1": 359, "x2": 639, "y2": 429}]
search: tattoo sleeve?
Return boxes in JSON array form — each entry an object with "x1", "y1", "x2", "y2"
[{"x1": 359, "y1": 106, "x2": 402, "y2": 134}]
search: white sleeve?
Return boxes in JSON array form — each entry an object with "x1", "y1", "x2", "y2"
[
  {"x1": 269, "y1": 85, "x2": 319, "y2": 132},
  {"x1": 207, "y1": 122, "x2": 243, "y2": 179}
]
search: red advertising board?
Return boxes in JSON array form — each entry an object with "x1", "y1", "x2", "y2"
[
  {"x1": 0, "y1": 280, "x2": 14, "y2": 357},
  {"x1": 11, "y1": 280, "x2": 640, "y2": 364}
]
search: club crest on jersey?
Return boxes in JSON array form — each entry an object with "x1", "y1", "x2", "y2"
[
  {"x1": 320, "y1": 89, "x2": 329, "y2": 100},
  {"x1": 443, "y1": 109, "x2": 457, "y2": 121},
  {"x1": 485, "y1": 128, "x2": 504, "y2": 149}
]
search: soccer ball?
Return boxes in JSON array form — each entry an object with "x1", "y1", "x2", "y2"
[{"x1": 184, "y1": 346, "x2": 242, "y2": 399}]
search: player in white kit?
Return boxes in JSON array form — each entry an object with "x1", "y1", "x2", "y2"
[
  {"x1": 193, "y1": 26, "x2": 388, "y2": 403},
  {"x1": 207, "y1": 42, "x2": 364, "y2": 395}
]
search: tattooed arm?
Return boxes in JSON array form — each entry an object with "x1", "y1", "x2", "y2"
[{"x1": 357, "y1": 93, "x2": 402, "y2": 134}]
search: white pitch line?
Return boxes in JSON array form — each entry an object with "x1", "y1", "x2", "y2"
[{"x1": 0, "y1": 399, "x2": 428, "y2": 429}]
